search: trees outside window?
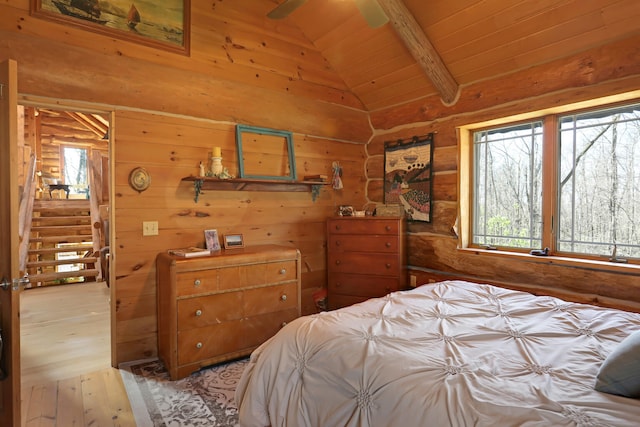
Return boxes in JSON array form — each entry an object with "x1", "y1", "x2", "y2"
[
  {"x1": 62, "y1": 146, "x2": 88, "y2": 197},
  {"x1": 558, "y1": 104, "x2": 640, "y2": 258},
  {"x1": 472, "y1": 102, "x2": 640, "y2": 261}
]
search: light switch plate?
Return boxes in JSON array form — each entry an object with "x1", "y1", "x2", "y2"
[{"x1": 142, "y1": 221, "x2": 158, "y2": 236}]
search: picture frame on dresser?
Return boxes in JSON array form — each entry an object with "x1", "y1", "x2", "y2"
[
  {"x1": 204, "y1": 229, "x2": 221, "y2": 252},
  {"x1": 223, "y1": 233, "x2": 244, "y2": 249},
  {"x1": 384, "y1": 133, "x2": 434, "y2": 222}
]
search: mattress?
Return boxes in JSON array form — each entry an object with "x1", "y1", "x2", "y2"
[{"x1": 235, "y1": 280, "x2": 640, "y2": 426}]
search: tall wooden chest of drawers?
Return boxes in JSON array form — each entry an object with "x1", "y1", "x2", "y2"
[
  {"x1": 156, "y1": 245, "x2": 301, "y2": 380},
  {"x1": 327, "y1": 217, "x2": 407, "y2": 310}
]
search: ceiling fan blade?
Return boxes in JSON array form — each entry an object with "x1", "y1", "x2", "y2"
[
  {"x1": 267, "y1": 0, "x2": 308, "y2": 19},
  {"x1": 354, "y1": 0, "x2": 389, "y2": 28}
]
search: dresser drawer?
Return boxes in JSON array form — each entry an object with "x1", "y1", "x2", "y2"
[
  {"x1": 178, "y1": 320, "x2": 244, "y2": 366},
  {"x1": 328, "y1": 252, "x2": 400, "y2": 276},
  {"x1": 175, "y1": 259, "x2": 297, "y2": 297},
  {"x1": 328, "y1": 219, "x2": 399, "y2": 235},
  {"x1": 328, "y1": 273, "x2": 402, "y2": 297},
  {"x1": 177, "y1": 292, "x2": 243, "y2": 331},
  {"x1": 218, "y1": 260, "x2": 297, "y2": 291},
  {"x1": 177, "y1": 308, "x2": 298, "y2": 366},
  {"x1": 244, "y1": 282, "x2": 298, "y2": 316},
  {"x1": 176, "y1": 270, "x2": 218, "y2": 297},
  {"x1": 328, "y1": 234, "x2": 398, "y2": 253},
  {"x1": 242, "y1": 308, "x2": 299, "y2": 349}
]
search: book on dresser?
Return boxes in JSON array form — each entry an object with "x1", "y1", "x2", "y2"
[
  {"x1": 326, "y1": 216, "x2": 407, "y2": 310},
  {"x1": 167, "y1": 247, "x2": 211, "y2": 258}
]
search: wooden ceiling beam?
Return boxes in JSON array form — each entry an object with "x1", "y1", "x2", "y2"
[
  {"x1": 377, "y1": 0, "x2": 460, "y2": 105},
  {"x1": 64, "y1": 111, "x2": 108, "y2": 137}
]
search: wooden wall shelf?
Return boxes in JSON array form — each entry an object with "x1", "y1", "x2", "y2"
[{"x1": 182, "y1": 176, "x2": 328, "y2": 201}]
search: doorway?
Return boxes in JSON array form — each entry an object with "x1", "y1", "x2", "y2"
[
  {"x1": 17, "y1": 102, "x2": 113, "y2": 388},
  {"x1": 22, "y1": 105, "x2": 110, "y2": 285}
]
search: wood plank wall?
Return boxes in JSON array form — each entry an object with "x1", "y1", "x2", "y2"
[
  {"x1": 365, "y1": 35, "x2": 640, "y2": 312},
  {"x1": 1, "y1": 1, "x2": 370, "y2": 364},
  {"x1": 113, "y1": 110, "x2": 366, "y2": 362}
]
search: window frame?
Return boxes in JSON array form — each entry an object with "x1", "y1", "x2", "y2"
[
  {"x1": 459, "y1": 93, "x2": 640, "y2": 267},
  {"x1": 59, "y1": 143, "x2": 92, "y2": 196}
]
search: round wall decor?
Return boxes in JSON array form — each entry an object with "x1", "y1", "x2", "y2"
[{"x1": 129, "y1": 167, "x2": 151, "y2": 192}]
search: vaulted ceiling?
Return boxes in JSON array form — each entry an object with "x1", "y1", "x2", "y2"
[{"x1": 246, "y1": 0, "x2": 640, "y2": 112}]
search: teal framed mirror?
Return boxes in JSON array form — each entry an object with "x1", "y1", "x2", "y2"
[{"x1": 236, "y1": 124, "x2": 297, "y2": 181}]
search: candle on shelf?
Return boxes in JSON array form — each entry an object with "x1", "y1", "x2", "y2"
[{"x1": 213, "y1": 146, "x2": 221, "y2": 157}]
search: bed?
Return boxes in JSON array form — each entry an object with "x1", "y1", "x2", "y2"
[{"x1": 235, "y1": 280, "x2": 640, "y2": 426}]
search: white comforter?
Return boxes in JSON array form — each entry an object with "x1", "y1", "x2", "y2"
[{"x1": 235, "y1": 280, "x2": 640, "y2": 426}]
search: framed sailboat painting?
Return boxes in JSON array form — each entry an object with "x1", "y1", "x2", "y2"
[{"x1": 30, "y1": 0, "x2": 191, "y2": 55}]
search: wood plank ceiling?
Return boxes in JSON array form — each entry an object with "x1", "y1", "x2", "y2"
[{"x1": 259, "y1": 0, "x2": 640, "y2": 112}]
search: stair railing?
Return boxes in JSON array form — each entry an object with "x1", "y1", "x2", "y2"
[
  {"x1": 88, "y1": 155, "x2": 103, "y2": 279},
  {"x1": 18, "y1": 153, "x2": 37, "y2": 275}
]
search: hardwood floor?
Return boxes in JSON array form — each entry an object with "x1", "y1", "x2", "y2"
[{"x1": 20, "y1": 281, "x2": 135, "y2": 426}]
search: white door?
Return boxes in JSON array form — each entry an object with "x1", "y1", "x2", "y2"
[{"x1": 0, "y1": 58, "x2": 22, "y2": 427}]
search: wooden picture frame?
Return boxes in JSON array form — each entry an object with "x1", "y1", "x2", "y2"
[
  {"x1": 30, "y1": 0, "x2": 191, "y2": 55},
  {"x1": 223, "y1": 234, "x2": 244, "y2": 249},
  {"x1": 384, "y1": 134, "x2": 434, "y2": 222},
  {"x1": 236, "y1": 124, "x2": 296, "y2": 181},
  {"x1": 204, "y1": 229, "x2": 220, "y2": 252}
]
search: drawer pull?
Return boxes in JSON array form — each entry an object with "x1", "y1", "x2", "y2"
[
  {"x1": 385, "y1": 263, "x2": 391, "y2": 269},
  {"x1": 385, "y1": 242, "x2": 391, "y2": 248},
  {"x1": 335, "y1": 225, "x2": 341, "y2": 230},
  {"x1": 196, "y1": 342, "x2": 203, "y2": 349},
  {"x1": 385, "y1": 225, "x2": 391, "y2": 231},
  {"x1": 279, "y1": 268, "x2": 287, "y2": 275},
  {"x1": 336, "y1": 281, "x2": 342, "y2": 288},
  {"x1": 335, "y1": 260, "x2": 341, "y2": 265},
  {"x1": 280, "y1": 294, "x2": 288, "y2": 301},
  {"x1": 195, "y1": 309, "x2": 202, "y2": 317},
  {"x1": 194, "y1": 279, "x2": 201, "y2": 287}
]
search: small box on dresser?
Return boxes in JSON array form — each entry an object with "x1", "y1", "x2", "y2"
[
  {"x1": 327, "y1": 216, "x2": 407, "y2": 310},
  {"x1": 157, "y1": 244, "x2": 301, "y2": 380}
]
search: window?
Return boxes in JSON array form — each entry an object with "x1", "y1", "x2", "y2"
[
  {"x1": 558, "y1": 104, "x2": 640, "y2": 258},
  {"x1": 62, "y1": 146, "x2": 89, "y2": 197},
  {"x1": 473, "y1": 122, "x2": 543, "y2": 249},
  {"x1": 469, "y1": 101, "x2": 640, "y2": 262}
]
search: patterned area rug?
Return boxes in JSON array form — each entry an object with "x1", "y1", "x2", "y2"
[{"x1": 119, "y1": 358, "x2": 248, "y2": 427}]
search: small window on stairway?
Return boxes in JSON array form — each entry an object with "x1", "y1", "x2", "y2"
[{"x1": 62, "y1": 146, "x2": 89, "y2": 199}]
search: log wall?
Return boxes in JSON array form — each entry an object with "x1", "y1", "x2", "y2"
[{"x1": 365, "y1": 35, "x2": 640, "y2": 312}]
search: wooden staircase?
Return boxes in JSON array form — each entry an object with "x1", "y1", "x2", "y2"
[{"x1": 26, "y1": 199, "x2": 99, "y2": 286}]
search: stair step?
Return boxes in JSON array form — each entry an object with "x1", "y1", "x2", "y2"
[
  {"x1": 32, "y1": 215, "x2": 91, "y2": 224},
  {"x1": 33, "y1": 200, "x2": 90, "y2": 214},
  {"x1": 30, "y1": 235, "x2": 93, "y2": 243},
  {"x1": 28, "y1": 269, "x2": 99, "y2": 284},
  {"x1": 28, "y1": 246, "x2": 93, "y2": 255},
  {"x1": 26, "y1": 257, "x2": 98, "y2": 268},
  {"x1": 31, "y1": 225, "x2": 92, "y2": 233}
]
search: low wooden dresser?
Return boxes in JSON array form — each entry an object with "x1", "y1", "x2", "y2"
[
  {"x1": 327, "y1": 216, "x2": 407, "y2": 310},
  {"x1": 157, "y1": 244, "x2": 301, "y2": 380}
]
